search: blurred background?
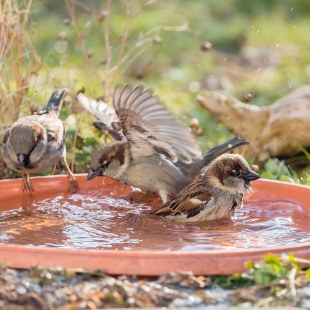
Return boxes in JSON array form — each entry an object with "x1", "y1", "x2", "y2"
[{"x1": 0, "y1": 0, "x2": 309, "y2": 184}]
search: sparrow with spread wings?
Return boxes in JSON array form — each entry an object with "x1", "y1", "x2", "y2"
[
  {"x1": 3, "y1": 90, "x2": 77, "y2": 195},
  {"x1": 153, "y1": 154, "x2": 260, "y2": 222},
  {"x1": 77, "y1": 85, "x2": 249, "y2": 202}
]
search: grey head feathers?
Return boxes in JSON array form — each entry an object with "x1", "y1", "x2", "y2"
[
  {"x1": 9, "y1": 122, "x2": 45, "y2": 157},
  {"x1": 46, "y1": 89, "x2": 68, "y2": 115},
  {"x1": 87, "y1": 141, "x2": 127, "y2": 181}
]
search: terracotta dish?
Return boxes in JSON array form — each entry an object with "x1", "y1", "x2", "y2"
[{"x1": 0, "y1": 175, "x2": 309, "y2": 275}]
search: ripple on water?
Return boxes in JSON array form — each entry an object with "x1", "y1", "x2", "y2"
[{"x1": 0, "y1": 190, "x2": 309, "y2": 252}]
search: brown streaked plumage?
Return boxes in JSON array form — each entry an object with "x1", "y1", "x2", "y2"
[
  {"x1": 153, "y1": 154, "x2": 260, "y2": 222},
  {"x1": 78, "y1": 85, "x2": 249, "y2": 202},
  {"x1": 3, "y1": 90, "x2": 77, "y2": 196}
]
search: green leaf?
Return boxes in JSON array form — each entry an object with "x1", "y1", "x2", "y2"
[
  {"x1": 287, "y1": 253, "x2": 295, "y2": 262},
  {"x1": 246, "y1": 260, "x2": 255, "y2": 269},
  {"x1": 253, "y1": 271, "x2": 272, "y2": 285},
  {"x1": 299, "y1": 145, "x2": 310, "y2": 161},
  {"x1": 264, "y1": 254, "x2": 281, "y2": 265}
]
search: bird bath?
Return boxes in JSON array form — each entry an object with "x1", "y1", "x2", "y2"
[{"x1": 0, "y1": 175, "x2": 309, "y2": 275}]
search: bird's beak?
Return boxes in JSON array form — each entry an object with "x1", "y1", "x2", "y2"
[
  {"x1": 86, "y1": 163, "x2": 108, "y2": 181},
  {"x1": 18, "y1": 154, "x2": 27, "y2": 168},
  {"x1": 86, "y1": 169, "x2": 100, "y2": 181},
  {"x1": 243, "y1": 171, "x2": 260, "y2": 182}
]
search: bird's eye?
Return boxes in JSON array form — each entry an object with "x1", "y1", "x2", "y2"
[
  {"x1": 47, "y1": 131, "x2": 56, "y2": 142},
  {"x1": 100, "y1": 161, "x2": 109, "y2": 169},
  {"x1": 232, "y1": 170, "x2": 242, "y2": 178}
]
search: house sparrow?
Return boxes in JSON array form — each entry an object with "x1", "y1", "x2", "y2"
[
  {"x1": 152, "y1": 154, "x2": 260, "y2": 222},
  {"x1": 3, "y1": 89, "x2": 77, "y2": 195},
  {"x1": 77, "y1": 85, "x2": 249, "y2": 202}
]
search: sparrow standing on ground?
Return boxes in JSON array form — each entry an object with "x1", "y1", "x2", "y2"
[
  {"x1": 77, "y1": 85, "x2": 249, "y2": 202},
  {"x1": 152, "y1": 154, "x2": 260, "y2": 222},
  {"x1": 3, "y1": 89, "x2": 77, "y2": 195}
]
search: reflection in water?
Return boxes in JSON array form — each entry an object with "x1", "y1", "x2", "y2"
[{"x1": 0, "y1": 188, "x2": 310, "y2": 252}]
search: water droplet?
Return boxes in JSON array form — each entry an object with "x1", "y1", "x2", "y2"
[
  {"x1": 189, "y1": 81, "x2": 201, "y2": 93},
  {"x1": 200, "y1": 41, "x2": 212, "y2": 52},
  {"x1": 244, "y1": 92, "x2": 253, "y2": 102}
]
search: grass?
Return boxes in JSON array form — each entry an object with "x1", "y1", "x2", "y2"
[{"x1": 1, "y1": 0, "x2": 310, "y2": 181}]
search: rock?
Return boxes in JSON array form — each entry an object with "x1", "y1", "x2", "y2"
[{"x1": 197, "y1": 86, "x2": 310, "y2": 165}]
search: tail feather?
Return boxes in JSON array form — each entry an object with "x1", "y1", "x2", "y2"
[
  {"x1": 202, "y1": 137, "x2": 249, "y2": 165},
  {"x1": 46, "y1": 89, "x2": 68, "y2": 114},
  {"x1": 151, "y1": 204, "x2": 172, "y2": 216}
]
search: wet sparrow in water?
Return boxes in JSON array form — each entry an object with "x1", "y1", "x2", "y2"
[
  {"x1": 77, "y1": 85, "x2": 249, "y2": 202},
  {"x1": 152, "y1": 154, "x2": 260, "y2": 222},
  {"x1": 3, "y1": 89, "x2": 77, "y2": 195}
]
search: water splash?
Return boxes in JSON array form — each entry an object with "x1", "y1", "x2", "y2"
[{"x1": 0, "y1": 190, "x2": 309, "y2": 252}]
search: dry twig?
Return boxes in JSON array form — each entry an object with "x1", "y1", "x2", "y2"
[{"x1": 0, "y1": 0, "x2": 42, "y2": 124}]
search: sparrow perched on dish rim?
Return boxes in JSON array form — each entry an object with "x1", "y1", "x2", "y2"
[
  {"x1": 3, "y1": 89, "x2": 77, "y2": 195},
  {"x1": 77, "y1": 85, "x2": 249, "y2": 202},
  {"x1": 152, "y1": 153, "x2": 260, "y2": 222}
]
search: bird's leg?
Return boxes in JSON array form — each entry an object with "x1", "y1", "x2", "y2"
[
  {"x1": 21, "y1": 194, "x2": 33, "y2": 212},
  {"x1": 22, "y1": 173, "x2": 33, "y2": 196},
  {"x1": 63, "y1": 157, "x2": 78, "y2": 193}
]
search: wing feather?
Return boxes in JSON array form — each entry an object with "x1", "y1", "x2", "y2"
[
  {"x1": 77, "y1": 92, "x2": 118, "y2": 127},
  {"x1": 153, "y1": 175, "x2": 212, "y2": 217},
  {"x1": 113, "y1": 85, "x2": 201, "y2": 163}
]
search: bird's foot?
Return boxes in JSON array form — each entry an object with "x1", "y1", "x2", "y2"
[
  {"x1": 67, "y1": 171, "x2": 78, "y2": 193},
  {"x1": 63, "y1": 157, "x2": 78, "y2": 193}
]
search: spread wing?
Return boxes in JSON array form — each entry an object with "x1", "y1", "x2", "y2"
[
  {"x1": 113, "y1": 85, "x2": 201, "y2": 163},
  {"x1": 77, "y1": 92, "x2": 124, "y2": 139},
  {"x1": 153, "y1": 175, "x2": 211, "y2": 218},
  {"x1": 77, "y1": 92, "x2": 118, "y2": 125}
]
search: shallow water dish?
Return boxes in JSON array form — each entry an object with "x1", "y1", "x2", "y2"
[{"x1": 0, "y1": 175, "x2": 309, "y2": 275}]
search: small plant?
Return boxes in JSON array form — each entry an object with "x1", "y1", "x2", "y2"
[
  {"x1": 212, "y1": 254, "x2": 310, "y2": 307},
  {"x1": 260, "y1": 158, "x2": 294, "y2": 182}
]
